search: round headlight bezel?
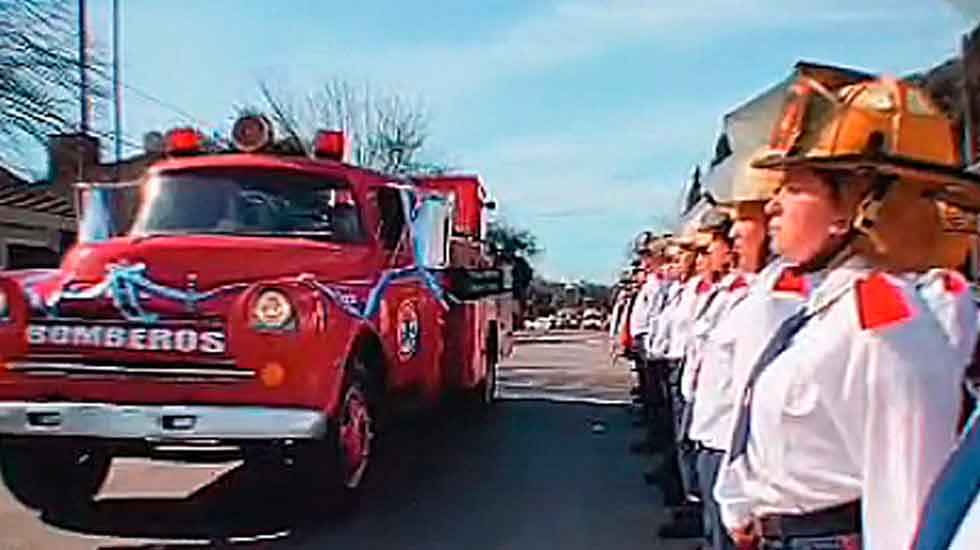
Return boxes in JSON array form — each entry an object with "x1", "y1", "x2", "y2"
[
  {"x1": 0, "y1": 288, "x2": 8, "y2": 321},
  {"x1": 250, "y1": 289, "x2": 295, "y2": 331}
]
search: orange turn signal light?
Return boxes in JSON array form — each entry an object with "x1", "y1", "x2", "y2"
[{"x1": 260, "y1": 362, "x2": 286, "y2": 388}]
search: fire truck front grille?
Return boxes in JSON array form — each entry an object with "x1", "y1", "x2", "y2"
[{"x1": 7, "y1": 360, "x2": 254, "y2": 384}]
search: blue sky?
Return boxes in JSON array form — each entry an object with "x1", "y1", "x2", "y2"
[{"x1": 57, "y1": 1, "x2": 977, "y2": 281}]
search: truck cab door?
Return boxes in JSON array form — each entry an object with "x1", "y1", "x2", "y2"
[{"x1": 374, "y1": 185, "x2": 445, "y2": 398}]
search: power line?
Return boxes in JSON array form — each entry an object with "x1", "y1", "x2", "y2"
[
  {"x1": 86, "y1": 67, "x2": 215, "y2": 128},
  {"x1": 85, "y1": 127, "x2": 144, "y2": 151}
]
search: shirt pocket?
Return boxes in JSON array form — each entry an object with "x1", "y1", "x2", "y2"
[
  {"x1": 782, "y1": 376, "x2": 821, "y2": 417},
  {"x1": 778, "y1": 343, "x2": 822, "y2": 418}
]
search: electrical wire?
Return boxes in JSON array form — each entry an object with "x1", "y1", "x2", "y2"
[{"x1": 86, "y1": 67, "x2": 217, "y2": 130}]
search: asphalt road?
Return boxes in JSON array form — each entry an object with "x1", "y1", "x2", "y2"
[{"x1": 0, "y1": 331, "x2": 695, "y2": 550}]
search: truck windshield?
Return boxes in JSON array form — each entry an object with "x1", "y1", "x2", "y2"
[{"x1": 129, "y1": 169, "x2": 366, "y2": 243}]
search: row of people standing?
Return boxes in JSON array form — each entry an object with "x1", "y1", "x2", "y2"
[{"x1": 611, "y1": 69, "x2": 980, "y2": 550}]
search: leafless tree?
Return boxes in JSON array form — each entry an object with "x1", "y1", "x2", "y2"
[
  {"x1": 254, "y1": 78, "x2": 450, "y2": 174},
  {"x1": 0, "y1": 0, "x2": 107, "y2": 171}
]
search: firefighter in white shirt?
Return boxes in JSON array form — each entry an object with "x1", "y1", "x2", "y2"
[
  {"x1": 644, "y1": 240, "x2": 698, "y2": 508},
  {"x1": 715, "y1": 74, "x2": 980, "y2": 550},
  {"x1": 913, "y1": 202, "x2": 979, "y2": 375},
  {"x1": 690, "y1": 155, "x2": 781, "y2": 550},
  {"x1": 627, "y1": 237, "x2": 668, "y2": 422},
  {"x1": 630, "y1": 237, "x2": 675, "y2": 450},
  {"x1": 660, "y1": 219, "x2": 735, "y2": 539}
]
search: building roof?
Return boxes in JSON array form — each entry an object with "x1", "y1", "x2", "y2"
[{"x1": 0, "y1": 165, "x2": 74, "y2": 219}]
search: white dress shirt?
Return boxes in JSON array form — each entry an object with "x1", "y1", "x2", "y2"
[
  {"x1": 714, "y1": 257, "x2": 961, "y2": 550},
  {"x1": 913, "y1": 268, "x2": 979, "y2": 375},
  {"x1": 648, "y1": 280, "x2": 685, "y2": 359},
  {"x1": 680, "y1": 276, "x2": 725, "y2": 401},
  {"x1": 689, "y1": 260, "x2": 805, "y2": 450},
  {"x1": 687, "y1": 272, "x2": 754, "y2": 450},
  {"x1": 629, "y1": 275, "x2": 664, "y2": 339},
  {"x1": 662, "y1": 277, "x2": 702, "y2": 362}
]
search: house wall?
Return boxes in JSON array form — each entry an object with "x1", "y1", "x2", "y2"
[{"x1": 0, "y1": 134, "x2": 157, "y2": 269}]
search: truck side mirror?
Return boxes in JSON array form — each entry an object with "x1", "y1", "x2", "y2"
[
  {"x1": 77, "y1": 186, "x2": 118, "y2": 243},
  {"x1": 76, "y1": 181, "x2": 142, "y2": 243},
  {"x1": 412, "y1": 194, "x2": 453, "y2": 269}
]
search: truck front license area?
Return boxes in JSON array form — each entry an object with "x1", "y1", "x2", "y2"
[{"x1": 0, "y1": 402, "x2": 328, "y2": 442}]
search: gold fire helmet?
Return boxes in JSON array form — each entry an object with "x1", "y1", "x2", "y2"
[
  {"x1": 752, "y1": 72, "x2": 980, "y2": 271},
  {"x1": 708, "y1": 148, "x2": 781, "y2": 221}
]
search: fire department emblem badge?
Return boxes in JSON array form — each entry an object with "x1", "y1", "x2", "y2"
[{"x1": 396, "y1": 301, "x2": 420, "y2": 361}]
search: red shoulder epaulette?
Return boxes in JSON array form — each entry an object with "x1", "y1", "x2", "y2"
[
  {"x1": 772, "y1": 268, "x2": 808, "y2": 296},
  {"x1": 696, "y1": 278, "x2": 713, "y2": 294},
  {"x1": 729, "y1": 275, "x2": 748, "y2": 292},
  {"x1": 856, "y1": 273, "x2": 913, "y2": 330},
  {"x1": 942, "y1": 270, "x2": 968, "y2": 296}
]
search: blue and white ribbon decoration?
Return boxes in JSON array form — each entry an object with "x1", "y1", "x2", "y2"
[{"x1": 49, "y1": 263, "x2": 244, "y2": 324}]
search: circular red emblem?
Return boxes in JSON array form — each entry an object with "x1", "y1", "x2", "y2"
[{"x1": 396, "y1": 301, "x2": 420, "y2": 361}]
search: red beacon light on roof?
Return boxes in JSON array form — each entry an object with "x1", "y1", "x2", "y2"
[
  {"x1": 232, "y1": 115, "x2": 273, "y2": 153},
  {"x1": 313, "y1": 130, "x2": 346, "y2": 162},
  {"x1": 164, "y1": 127, "x2": 203, "y2": 155}
]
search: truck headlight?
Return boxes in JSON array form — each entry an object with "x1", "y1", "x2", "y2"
[
  {"x1": 0, "y1": 288, "x2": 8, "y2": 321},
  {"x1": 250, "y1": 289, "x2": 295, "y2": 331}
]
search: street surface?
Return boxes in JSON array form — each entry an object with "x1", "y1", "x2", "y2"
[{"x1": 0, "y1": 331, "x2": 694, "y2": 550}]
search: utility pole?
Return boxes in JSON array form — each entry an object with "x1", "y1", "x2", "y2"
[
  {"x1": 113, "y1": 0, "x2": 123, "y2": 172},
  {"x1": 78, "y1": 0, "x2": 90, "y2": 134}
]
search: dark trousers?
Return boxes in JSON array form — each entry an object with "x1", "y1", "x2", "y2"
[
  {"x1": 631, "y1": 335, "x2": 649, "y2": 414},
  {"x1": 760, "y1": 534, "x2": 861, "y2": 549},
  {"x1": 670, "y1": 364, "x2": 699, "y2": 499},
  {"x1": 697, "y1": 448, "x2": 734, "y2": 550},
  {"x1": 643, "y1": 359, "x2": 673, "y2": 442}
]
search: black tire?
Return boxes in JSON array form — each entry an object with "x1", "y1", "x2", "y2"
[
  {"x1": 483, "y1": 343, "x2": 498, "y2": 406},
  {"x1": 0, "y1": 441, "x2": 110, "y2": 511},
  {"x1": 290, "y1": 355, "x2": 377, "y2": 517}
]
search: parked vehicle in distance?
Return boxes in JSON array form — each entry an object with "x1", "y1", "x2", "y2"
[{"x1": 581, "y1": 308, "x2": 604, "y2": 331}]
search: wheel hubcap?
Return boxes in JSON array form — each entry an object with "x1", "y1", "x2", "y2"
[{"x1": 339, "y1": 386, "x2": 373, "y2": 488}]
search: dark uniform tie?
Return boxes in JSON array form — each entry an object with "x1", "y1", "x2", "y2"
[{"x1": 728, "y1": 307, "x2": 813, "y2": 463}]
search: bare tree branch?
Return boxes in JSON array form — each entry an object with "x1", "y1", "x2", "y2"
[
  {"x1": 0, "y1": 0, "x2": 108, "y2": 170},
  {"x1": 253, "y1": 77, "x2": 448, "y2": 174}
]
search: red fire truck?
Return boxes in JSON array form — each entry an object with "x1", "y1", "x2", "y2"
[{"x1": 0, "y1": 116, "x2": 513, "y2": 512}]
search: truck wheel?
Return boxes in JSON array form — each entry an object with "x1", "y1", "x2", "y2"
[
  {"x1": 482, "y1": 347, "x2": 498, "y2": 405},
  {"x1": 0, "y1": 441, "x2": 110, "y2": 511},
  {"x1": 461, "y1": 334, "x2": 499, "y2": 412},
  {"x1": 291, "y1": 356, "x2": 376, "y2": 516}
]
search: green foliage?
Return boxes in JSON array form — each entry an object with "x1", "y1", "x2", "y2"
[{"x1": 487, "y1": 220, "x2": 541, "y2": 259}]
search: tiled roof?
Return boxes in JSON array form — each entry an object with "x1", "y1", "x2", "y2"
[{"x1": 0, "y1": 166, "x2": 74, "y2": 219}]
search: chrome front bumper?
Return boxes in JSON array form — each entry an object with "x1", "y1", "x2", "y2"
[{"x1": 0, "y1": 402, "x2": 328, "y2": 441}]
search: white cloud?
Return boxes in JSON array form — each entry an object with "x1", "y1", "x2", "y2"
[
  {"x1": 309, "y1": 0, "x2": 968, "y2": 281},
  {"x1": 327, "y1": 0, "x2": 963, "y2": 103}
]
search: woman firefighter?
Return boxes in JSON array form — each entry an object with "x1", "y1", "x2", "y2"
[
  {"x1": 713, "y1": 74, "x2": 980, "y2": 550},
  {"x1": 688, "y1": 149, "x2": 784, "y2": 550}
]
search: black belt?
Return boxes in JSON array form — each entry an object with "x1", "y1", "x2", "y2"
[
  {"x1": 694, "y1": 442, "x2": 724, "y2": 453},
  {"x1": 759, "y1": 501, "x2": 861, "y2": 540}
]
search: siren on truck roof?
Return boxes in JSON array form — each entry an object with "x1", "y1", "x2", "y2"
[
  {"x1": 231, "y1": 115, "x2": 273, "y2": 153},
  {"x1": 164, "y1": 127, "x2": 203, "y2": 155},
  {"x1": 159, "y1": 114, "x2": 348, "y2": 161}
]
